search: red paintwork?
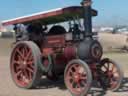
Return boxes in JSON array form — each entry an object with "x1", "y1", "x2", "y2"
[
  {"x1": 64, "y1": 46, "x2": 76, "y2": 61},
  {"x1": 41, "y1": 35, "x2": 65, "y2": 56},
  {"x1": 44, "y1": 35, "x2": 65, "y2": 48},
  {"x1": 41, "y1": 34, "x2": 76, "y2": 69}
]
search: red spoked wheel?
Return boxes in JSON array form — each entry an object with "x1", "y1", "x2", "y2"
[
  {"x1": 10, "y1": 41, "x2": 42, "y2": 89},
  {"x1": 99, "y1": 58, "x2": 123, "y2": 91},
  {"x1": 64, "y1": 59, "x2": 92, "y2": 96}
]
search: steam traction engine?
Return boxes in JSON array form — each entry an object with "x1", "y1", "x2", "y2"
[{"x1": 2, "y1": 0, "x2": 123, "y2": 95}]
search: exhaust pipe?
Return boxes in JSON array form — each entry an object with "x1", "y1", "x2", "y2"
[{"x1": 81, "y1": 0, "x2": 93, "y2": 38}]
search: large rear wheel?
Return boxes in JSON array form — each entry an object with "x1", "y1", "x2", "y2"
[
  {"x1": 64, "y1": 59, "x2": 92, "y2": 96},
  {"x1": 10, "y1": 41, "x2": 42, "y2": 89}
]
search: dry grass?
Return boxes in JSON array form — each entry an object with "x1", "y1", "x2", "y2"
[
  {"x1": 99, "y1": 33, "x2": 128, "y2": 52},
  {"x1": 0, "y1": 38, "x2": 15, "y2": 56}
]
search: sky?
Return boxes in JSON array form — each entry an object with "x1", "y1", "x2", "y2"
[{"x1": 0, "y1": 0, "x2": 128, "y2": 26}]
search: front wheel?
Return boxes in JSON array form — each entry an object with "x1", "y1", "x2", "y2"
[
  {"x1": 99, "y1": 58, "x2": 123, "y2": 91},
  {"x1": 64, "y1": 59, "x2": 92, "y2": 96}
]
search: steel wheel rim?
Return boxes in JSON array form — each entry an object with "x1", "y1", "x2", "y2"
[
  {"x1": 101, "y1": 62, "x2": 120, "y2": 89},
  {"x1": 65, "y1": 63, "x2": 88, "y2": 95},
  {"x1": 11, "y1": 44, "x2": 35, "y2": 87}
]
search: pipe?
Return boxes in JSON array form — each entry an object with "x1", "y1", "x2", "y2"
[{"x1": 81, "y1": 0, "x2": 92, "y2": 38}]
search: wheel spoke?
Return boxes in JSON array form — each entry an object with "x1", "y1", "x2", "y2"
[
  {"x1": 16, "y1": 48, "x2": 24, "y2": 59},
  {"x1": 27, "y1": 60, "x2": 34, "y2": 65},
  {"x1": 22, "y1": 76, "x2": 30, "y2": 84},
  {"x1": 28, "y1": 55, "x2": 33, "y2": 61},
  {"x1": 15, "y1": 70, "x2": 22, "y2": 78},
  {"x1": 22, "y1": 48, "x2": 25, "y2": 57},
  {"x1": 76, "y1": 83, "x2": 82, "y2": 92},
  {"x1": 78, "y1": 66, "x2": 85, "y2": 74},
  {"x1": 80, "y1": 75, "x2": 87, "y2": 80},
  {"x1": 29, "y1": 64, "x2": 34, "y2": 70},
  {"x1": 28, "y1": 71, "x2": 32, "y2": 80},
  {"x1": 23, "y1": 69, "x2": 29, "y2": 80},
  {"x1": 67, "y1": 75, "x2": 73, "y2": 80},
  {"x1": 17, "y1": 55, "x2": 23, "y2": 61},
  {"x1": 111, "y1": 82, "x2": 117, "y2": 86},
  {"x1": 17, "y1": 65, "x2": 22, "y2": 70},
  {"x1": 13, "y1": 60, "x2": 20, "y2": 65},
  {"x1": 68, "y1": 67, "x2": 74, "y2": 77},
  {"x1": 111, "y1": 64, "x2": 115, "y2": 72},
  {"x1": 112, "y1": 76, "x2": 119, "y2": 81},
  {"x1": 71, "y1": 64, "x2": 79, "y2": 72},
  {"x1": 71, "y1": 82, "x2": 76, "y2": 88},
  {"x1": 27, "y1": 67, "x2": 34, "y2": 73},
  {"x1": 24, "y1": 46, "x2": 28, "y2": 57},
  {"x1": 103, "y1": 64, "x2": 108, "y2": 71},
  {"x1": 107, "y1": 63, "x2": 110, "y2": 70},
  {"x1": 67, "y1": 73, "x2": 73, "y2": 81},
  {"x1": 81, "y1": 80, "x2": 87, "y2": 86},
  {"x1": 26, "y1": 49, "x2": 32, "y2": 60},
  {"x1": 77, "y1": 83, "x2": 81, "y2": 88},
  {"x1": 112, "y1": 70, "x2": 118, "y2": 75}
]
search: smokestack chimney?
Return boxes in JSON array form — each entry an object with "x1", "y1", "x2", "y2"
[{"x1": 81, "y1": 0, "x2": 92, "y2": 38}]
